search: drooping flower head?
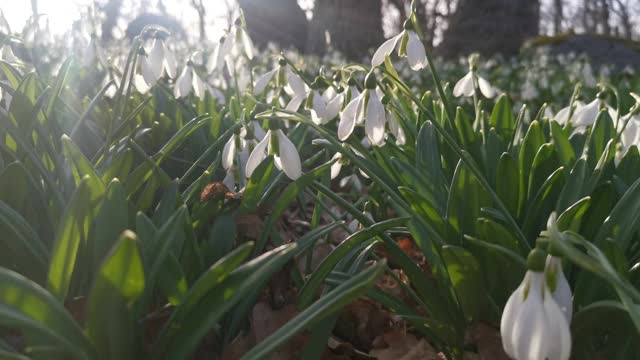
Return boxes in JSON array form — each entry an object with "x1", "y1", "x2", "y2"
[
  {"x1": 501, "y1": 248, "x2": 572, "y2": 360},
  {"x1": 453, "y1": 53, "x2": 495, "y2": 98},
  {"x1": 306, "y1": 75, "x2": 343, "y2": 125},
  {"x1": 338, "y1": 71, "x2": 386, "y2": 146},
  {"x1": 371, "y1": 19, "x2": 427, "y2": 71},
  {"x1": 174, "y1": 58, "x2": 207, "y2": 100},
  {"x1": 222, "y1": 121, "x2": 266, "y2": 189},
  {"x1": 245, "y1": 119, "x2": 302, "y2": 180},
  {"x1": 253, "y1": 58, "x2": 307, "y2": 112},
  {"x1": 571, "y1": 91, "x2": 617, "y2": 129}
]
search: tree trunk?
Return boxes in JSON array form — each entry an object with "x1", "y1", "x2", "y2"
[
  {"x1": 101, "y1": 0, "x2": 123, "y2": 42},
  {"x1": 307, "y1": 0, "x2": 384, "y2": 60},
  {"x1": 553, "y1": 0, "x2": 564, "y2": 34},
  {"x1": 600, "y1": 0, "x2": 611, "y2": 34},
  {"x1": 239, "y1": 0, "x2": 309, "y2": 51},
  {"x1": 438, "y1": 0, "x2": 540, "y2": 58},
  {"x1": 190, "y1": 0, "x2": 206, "y2": 41}
]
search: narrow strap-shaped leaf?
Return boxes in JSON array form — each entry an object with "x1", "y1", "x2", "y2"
[
  {"x1": 85, "y1": 230, "x2": 145, "y2": 360},
  {"x1": 0, "y1": 267, "x2": 95, "y2": 359}
]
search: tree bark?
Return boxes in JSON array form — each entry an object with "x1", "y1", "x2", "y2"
[
  {"x1": 239, "y1": 0, "x2": 309, "y2": 51},
  {"x1": 190, "y1": 0, "x2": 206, "y2": 41},
  {"x1": 101, "y1": 0, "x2": 123, "y2": 42},
  {"x1": 307, "y1": 0, "x2": 384, "y2": 60},
  {"x1": 438, "y1": 0, "x2": 540, "y2": 58},
  {"x1": 600, "y1": 0, "x2": 611, "y2": 34},
  {"x1": 553, "y1": 0, "x2": 564, "y2": 34}
]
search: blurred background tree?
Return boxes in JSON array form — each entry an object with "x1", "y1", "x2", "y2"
[{"x1": 18, "y1": 0, "x2": 640, "y2": 61}]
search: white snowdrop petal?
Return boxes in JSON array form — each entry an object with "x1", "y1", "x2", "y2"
[
  {"x1": 621, "y1": 120, "x2": 638, "y2": 148},
  {"x1": 500, "y1": 278, "x2": 526, "y2": 358},
  {"x1": 241, "y1": 29, "x2": 255, "y2": 60},
  {"x1": 543, "y1": 294, "x2": 572, "y2": 360},
  {"x1": 275, "y1": 130, "x2": 302, "y2": 179},
  {"x1": 222, "y1": 136, "x2": 236, "y2": 170},
  {"x1": 371, "y1": 34, "x2": 401, "y2": 67},
  {"x1": 573, "y1": 99, "x2": 600, "y2": 127},
  {"x1": 245, "y1": 133, "x2": 270, "y2": 178},
  {"x1": 206, "y1": 43, "x2": 220, "y2": 73},
  {"x1": 312, "y1": 90, "x2": 326, "y2": 116},
  {"x1": 174, "y1": 66, "x2": 193, "y2": 98},
  {"x1": 477, "y1": 76, "x2": 495, "y2": 98},
  {"x1": 555, "y1": 106, "x2": 571, "y2": 125},
  {"x1": 365, "y1": 92, "x2": 386, "y2": 146},
  {"x1": 325, "y1": 93, "x2": 343, "y2": 121},
  {"x1": 217, "y1": 36, "x2": 233, "y2": 71},
  {"x1": 222, "y1": 168, "x2": 235, "y2": 189},
  {"x1": 546, "y1": 256, "x2": 573, "y2": 323},
  {"x1": 406, "y1": 31, "x2": 427, "y2": 71},
  {"x1": 252, "y1": 121, "x2": 267, "y2": 141},
  {"x1": 286, "y1": 68, "x2": 307, "y2": 97},
  {"x1": 338, "y1": 95, "x2": 362, "y2": 141},
  {"x1": 513, "y1": 274, "x2": 548, "y2": 360},
  {"x1": 254, "y1": 68, "x2": 278, "y2": 94},
  {"x1": 148, "y1": 38, "x2": 165, "y2": 80},
  {"x1": 192, "y1": 71, "x2": 206, "y2": 100},
  {"x1": 140, "y1": 56, "x2": 156, "y2": 87},
  {"x1": 453, "y1": 72, "x2": 474, "y2": 97},
  {"x1": 330, "y1": 153, "x2": 343, "y2": 180},
  {"x1": 162, "y1": 42, "x2": 177, "y2": 78},
  {"x1": 286, "y1": 93, "x2": 306, "y2": 112},
  {"x1": 133, "y1": 74, "x2": 150, "y2": 94}
]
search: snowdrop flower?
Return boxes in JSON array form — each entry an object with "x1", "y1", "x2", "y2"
[
  {"x1": 330, "y1": 152, "x2": 346, "y2": 180},
  {"x1": 207, "y1": 34, "x2": 233, "y2": 74},
  {"x1": 146, "y1": 37, "x2": 177, "y2": 81},
  {"x1": 174, "y1": 62, "x2": 207, "y2": 100},
  {"x1": 617, "y1": 112, "x2": 640, "y2": 163},
  {"x1": 310, "y1": 86, "x2": 343, "y2": 125},
  {"x1": 453, "y1": 54, "x2": 495, "y2": 98},
  {"x1": 207, "y1": 18, "x2": 254, "y2": 74},
  {"x1": 246, "y1": 123, "x2": 302, "y2": 180},
  {"x1": 572, "y1": 95, "x2": 617, "y2": 128},
  {"x1": 554, "y1": 100, "x2": 585, "y2": 126},
  {"x1": 254, "y1": 58, "x2": 307, "y2": 111},
  {"x1": 371, "y1": 19, "x2": 426, "y2": 71},
  {"x1": 338, "y1": 71, "x2": 386, "y2": 146},
  {"x1": 222, "y1": 122, "x2": 266, "y2": 189},
  {"x1": 501, "y1": 248, "x2": 572, "y2": 360},
  {"x1": 233, "y1": 21, "x2": 255, "y2": 61}
]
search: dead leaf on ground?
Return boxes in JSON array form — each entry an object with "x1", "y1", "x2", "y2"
[
  {"x1": 465, "y1": 322, "x2": 510, "y2": 360},
  {"x1": 221, "y1": 301, "x2": 306, "y2": 360},
  {"x1": 369, "y1": 331, "x2": 442, "y2": 360},
  {"x1": 236, "y1": 214, "x2": 264, "y2": 240},
  {"x1": 334, "y1": 299, "x2": 393, "y2": 352}
]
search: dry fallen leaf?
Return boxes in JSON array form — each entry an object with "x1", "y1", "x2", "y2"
[
  {"x1": 465, "y1": 322, "x2": 510, "y2": 360},
  {"x1": 369, "y1": 331, "x2": 441, "y2": 360},
  {"x1": 236, "y1": 214, "x2": 264, "y2": 240},
  {"x1": 334, "y1": 299, "x2": 392, "y2": 351}
]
